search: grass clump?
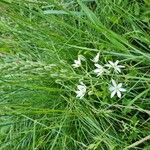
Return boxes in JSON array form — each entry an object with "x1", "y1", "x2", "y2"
[{"x1": 0, "y1": 0, "x2": 150, "y2": 149}]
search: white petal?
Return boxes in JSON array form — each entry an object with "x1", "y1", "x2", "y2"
[
  {"x1": 116, "y1": 67, "x2": 121, "y2": 73},
  {"x1": 118, "y1": 65, "x2": 125, "y2": 68},
  {"x1": 74, "y1": 60, "x2": 79, "y2": 64},
  {"x1": 115, "y1": 60, "x2": 119, "y2": 65},
  {"x1": 72, "y1": 59, "x2": 81, "y2": 68},
  {"x1": 111, "y1": 90, "x2": 116, "y2": 98},
  {"x1": 75, "y1": 91, "x2": 80, "y2": 96},
  {"x1": 79, "y1": 86, "x2": 86, "y2": 91},
  {"x1": 72, "y1": 64, "x2": 78, "y2": 68},
  {"x1": 94, "y1": 68, "x2": 100, "y2": 73},
  {"x1": 109, "y1": 86, "x2": 115, "y2": 92},
  {"x1": 118, "y1": 83, "x2": 122, "y2": 88},
  {"x1": 92, "y1": 52, "x2": 100, "y2": 63},
  {"x1": 80, "y1": 82, "x2": 85, "y2": 86},
  {"x1": 79, "y1": 95, "x2": 84, "y2": 99},
  {"x1": 119, "y1": 88, "x2": 126, "y2": 92},
  {"x1": 94, "y1": 68, "x2": 104, "y2": 76},
  {"x1": 76, "y1": 90, "x2": 85, "y2": 99},
  {"x1": 117, "y1": 91, "x2": 121, "y2": 98},
  {"x1": 111, "y1": 79, "x2": 117, "y2": 87},
  {"x1": 109, "y1": 61, "x2": 114, "y2": 66},
  {"x1": 75, "y1": 90, "x2": 79, "y2": 94},
  {"x1": 95, "y1": 64, "x2": 102, "y2": 68},
  {"x1": 94, "y1": 71, "x2": 100, "y2": 76},
  {"x1": 77, "y1": 85, "x2": 84, "y2": 90},
  {"x1": 76, "y1": 92, "x2": 82, "y2": 98}
]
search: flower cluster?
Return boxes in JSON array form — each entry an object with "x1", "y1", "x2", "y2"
[{"x1": 72, "y1": 52, "x2": 126, "y2": 99}]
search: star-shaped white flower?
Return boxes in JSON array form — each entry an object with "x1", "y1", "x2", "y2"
[
  {"x1": 72, "y1": 55, "x2": 85, "y2": 68},
  {"x1": 91, "y1": 52, "x2": 100, "y2": 63},
  {"x1": 94, "y1": 64, "x2": 108, "y2": 76},
  {"x1": 109, "y1": 79, "x2": 126, "y2": 98},
  {"x1": 72, "y1": 57, "x2": 81, "y2": 68},
  {"x1": 75, "y1": 82, "x2": 86, "y2": 99},
  {"x1": 105, "y1": 60, "x2": 125, "y2": 73}
]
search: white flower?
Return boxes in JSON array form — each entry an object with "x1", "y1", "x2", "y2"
[
  {"x1": 91, "y1": 52, "x2": 100, "y2": 63},
  {"x1": 94, "y1": 64, "x2": 108, "y2": 76},
  {"x1": 105, "y1": 60, "x2": 125, "y2": 73},
  {"x1": 109, "y1": 79, "x2": 126, "y2": 98},
  {"x1": 72, "y1": 55, "x2": 85, "y2": 68},
  {"x1": 72, "y1": 57, "x2": 81, "y2": 68},
  {"x1": 75, "y1": 82, "x2": 86, "y2": 99}
]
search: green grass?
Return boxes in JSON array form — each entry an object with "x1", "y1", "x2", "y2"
[{"x1": 0, "y1": 0, "x2": 150, "y2": 149}]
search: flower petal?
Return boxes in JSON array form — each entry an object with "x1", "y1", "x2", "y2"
[
  {"x1": 109, "y1": 86, "x2": 115, "y2": 91},
  {"x1": 109, "y1": 61, "x2": 114, "y2": 66},
  {"x1": 80, "y1": 82, "x2": 85, "y2": 86},
  {"x1": 72, "y1": 64, "x2": 78, "y2": 68},
  {"x1": 111, "y1": 90, "x2": 116, "y2": 98},
  {"x1": 118, "y1": 65, "x2": 125, "y2": 68},
  {"x1": 116, "y1": 67, "x2": 121, "y2": 73},
  {"x1": 111, "y1": 79, "x2": 117, "y2": 87},
  {"x1": 119, "y1": 88, "x2": 126, "y2": 92},
  {"x1": 95, "y1": 64, "x2": 102, "y2": 68},
  {"x1": 92, "y1": 52, "x2": 100, "y2": 63},
  {"x1": 76, "y1": 92, "x2": 83, "y2": 99},
  {"x1": 117, "y1": 91, "x2": 121, "y2": 98},
  {"x1": 94, "y1": 68, "x2": 100, "y2": 73},
  {"x1": 115, "y1": 60, "x2": 119, "y2": 65},
  {"x1": 76, "y1": 90, "x2": 85, "y2": 99},
  {"x1": 118, "y1": 83, "x2": 122, "y2": 88},
  {"x1": 94, "y1": 69, "x2": 103, "y2": 76},
  {"x1": 72, "y1": 59, "x2": 81, "y2": 68}
]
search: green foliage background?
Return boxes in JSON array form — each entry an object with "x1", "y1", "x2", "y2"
[{"x1": 0, "y1": 0, "x2": 150, "y2": 149}]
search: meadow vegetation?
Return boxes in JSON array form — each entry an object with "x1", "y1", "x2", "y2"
[{"x1": 0, "y1": 0, "x2": 150, "y2": 149}]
